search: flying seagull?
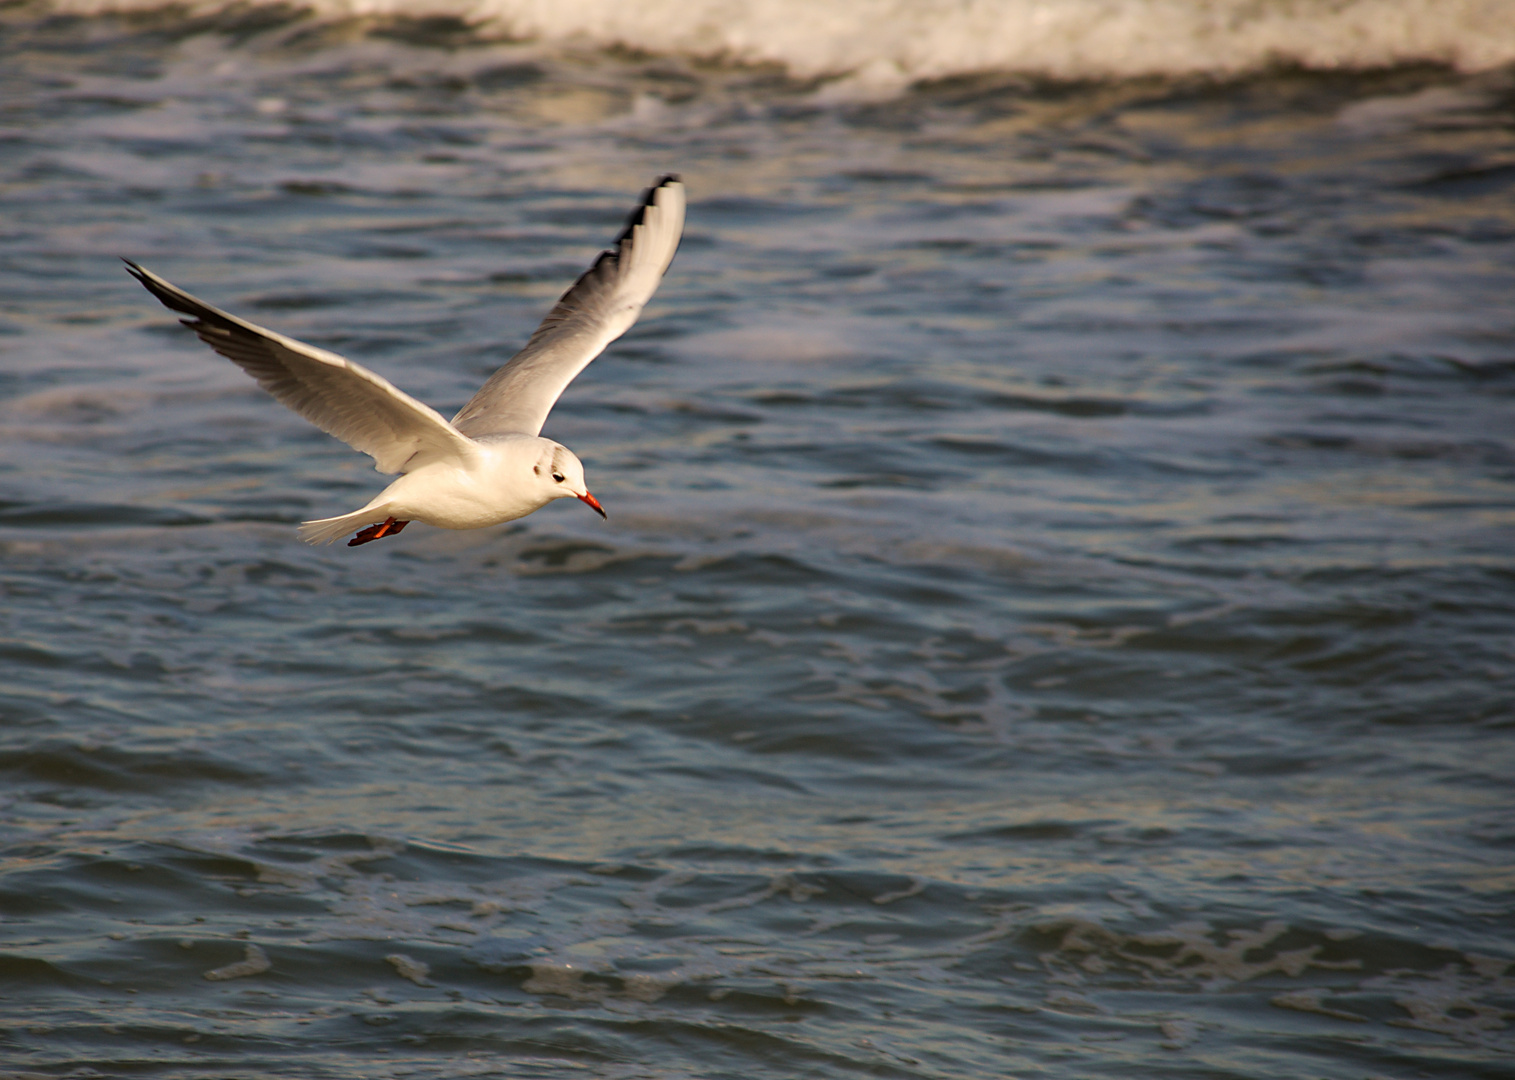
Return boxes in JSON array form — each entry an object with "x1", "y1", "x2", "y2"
[{"x1": 127, "y1": 175, "x2": 685, "y2": 547}]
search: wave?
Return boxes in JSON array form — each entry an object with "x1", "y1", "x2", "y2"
[{"x1": 47, "y1": 0, "x2": 1515, "y2": 84}]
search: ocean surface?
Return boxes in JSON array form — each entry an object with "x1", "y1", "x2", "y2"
[{"x1": 2, "y1": 2, "x2": 1514, "y2": 1077}]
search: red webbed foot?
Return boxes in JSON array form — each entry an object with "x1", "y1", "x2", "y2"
[{"x1": 348, "y1": 517, "x2": 410, "y2": 546}]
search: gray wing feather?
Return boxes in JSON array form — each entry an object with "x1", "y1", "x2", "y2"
[
  {"x1": 451, "y1": 176, "x2": 685, "y2": 439},
  {"x1": 126, "y1": 261, "x2": 476, "y2": 474}
]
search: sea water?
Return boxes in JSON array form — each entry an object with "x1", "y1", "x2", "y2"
[{"x1": 1, "y1": 2, "x2": 1513, "y2": 1077}]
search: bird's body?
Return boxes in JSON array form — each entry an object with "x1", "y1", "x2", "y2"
[
  {"x1": 127, "y1": 176, "x2": 685, "y2": 546},
  {"x1": 296, "y1": 434, "x2": 589, "y2": 545}
]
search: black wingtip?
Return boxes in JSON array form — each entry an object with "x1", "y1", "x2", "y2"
[
  {"x1": 613, "y1": 174, "x2": 683, "y2": 247},
  {"x1": 123, "y1": 259, "x2": 230, "y2": 332},
  {"x1": 123, "y1": 258, "x2": 186, "y2": 316}
]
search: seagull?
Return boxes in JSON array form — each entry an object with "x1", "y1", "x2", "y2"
[{"x1": 127, "y1": 175, "x2": 685, "y2": 547}]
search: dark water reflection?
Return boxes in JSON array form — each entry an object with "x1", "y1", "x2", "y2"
[{"x1": 1, "y1": 13, "x2": 1513, "y2": 1079}]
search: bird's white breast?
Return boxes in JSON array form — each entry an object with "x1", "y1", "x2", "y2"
[{"x1": 376, "y1": 437, "x2": 551, "y2": 530}]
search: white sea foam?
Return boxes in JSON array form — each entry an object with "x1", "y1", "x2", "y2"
[
  {"x1": 49, "y1": 0, "x2": 1515, "y2": 82},
  {"x1": 202, "y1": 943, "x2": 272, "y2": 981}
]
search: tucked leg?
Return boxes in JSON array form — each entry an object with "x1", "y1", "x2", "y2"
[{"x1": 348, "y1": 517, "x2": 410, "y2": 546}]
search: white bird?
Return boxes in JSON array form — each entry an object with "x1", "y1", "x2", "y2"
[{"x1": 127, "y1": 175, "x2": 685, "y2": 547}]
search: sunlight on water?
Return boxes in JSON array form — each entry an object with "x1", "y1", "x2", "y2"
[{"x1": 1, "y1": 4, "x2": 1513, "y2": 1078}]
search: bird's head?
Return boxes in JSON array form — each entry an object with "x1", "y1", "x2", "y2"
[{"x1": 533, "y1": 442, "x2": 605, "y2": 519}]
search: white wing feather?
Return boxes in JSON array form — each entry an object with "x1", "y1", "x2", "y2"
[
  {"x1": 451, "y1": 176, "x2": 685, "y2": 439},
  {"x1": 125, "y1": 261, "x2": 476, "y2": 475}
]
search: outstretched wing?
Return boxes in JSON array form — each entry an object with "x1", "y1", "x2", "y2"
[
  {"x1": 126, "y1": 261, "x2": 477, "y2": 474},
  {"x1": 451, "y1": 176, "x2": 685, "y2": 439}
]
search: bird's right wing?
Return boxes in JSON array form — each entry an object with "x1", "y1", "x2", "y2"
[
  {"x1": 127, "y1": 261, "x2": 477, "y2": 475},
  {"x1": 451, "y1": 176, "x2": 685, "y2": 439}
]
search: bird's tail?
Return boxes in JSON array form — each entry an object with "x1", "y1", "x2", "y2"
[{"x1": 298, "y1": 505, "x2": 394, "y2": 546}]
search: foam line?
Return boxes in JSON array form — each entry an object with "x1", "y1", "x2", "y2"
[{"x1": 48, "y1": 0, "x2": 1515, "y2": 82}]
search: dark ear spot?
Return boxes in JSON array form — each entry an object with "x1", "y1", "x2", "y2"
[{"x1": 533, "y1": 465, "x2": 541, "y2": 475}]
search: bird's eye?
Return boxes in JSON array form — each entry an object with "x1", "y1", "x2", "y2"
[{"x1": 552, "y1": 473, "x2": 565, "y2": 483}]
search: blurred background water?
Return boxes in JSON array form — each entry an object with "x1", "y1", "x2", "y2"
[{"x1": 2, "y1": 1, "x2": 1514, "y2": 1077}]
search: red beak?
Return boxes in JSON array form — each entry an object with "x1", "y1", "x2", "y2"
[{"x1": 577, "y1": 490, "x2": 607, "y2": 519}]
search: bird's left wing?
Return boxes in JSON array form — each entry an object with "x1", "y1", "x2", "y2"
[
  {"x1": 127, "y1": 261, "x2": 477, "y2": 474},
  {"x1": 451, "y1": 176, "x2": 685, "y2": 439}
]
